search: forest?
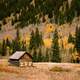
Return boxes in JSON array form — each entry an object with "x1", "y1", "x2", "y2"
[
  {"x1": 0, "y1": 0, "x2": 80, "y2": 63},
  {"x1": 0, "y1": 0, "x2": 80, "y2": 27}
]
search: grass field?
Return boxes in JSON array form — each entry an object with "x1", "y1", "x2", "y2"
[{"x1": 0, "y1": 59, "x2": 80, "y2": 80}]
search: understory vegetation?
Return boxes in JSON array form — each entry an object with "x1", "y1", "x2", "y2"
[{"x1": 0, "y1": 25, "x2": 80, "y2": 63}]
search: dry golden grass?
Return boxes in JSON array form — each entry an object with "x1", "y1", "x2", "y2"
[
  {"x1": 0, "y1": 60, "x2": 80, "y2": 80},
  {"x1": 0, "y1": 59, "x2": 20, "y2": 74},
  {"x1": 0, "y1": 64, "x2": 19, "y2": 74}
]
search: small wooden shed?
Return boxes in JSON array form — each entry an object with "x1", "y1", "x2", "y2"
[{"x1": 9, "y1": 51, "x2": 33, "y2": 67}]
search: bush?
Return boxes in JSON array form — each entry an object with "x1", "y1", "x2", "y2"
[{"x1": 50, "y1": 66, "x2": 71, "y2": 72}]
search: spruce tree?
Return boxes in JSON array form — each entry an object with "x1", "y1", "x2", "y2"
[
  {"x1": 37, "y1": 48, "x2": 43, "y2": 62},
  {"x1": 0, "y1": 43, "x2": 2, "y2": 56},
  {"x1": 2, "y1": 39, "x2": 6, "y2": 56},
  {"x1": 29, "y1": 28, "x2": 44, "y2": 51},
  {"x1": 51, "y1": 29, "x2": 61, "y2": 62},
  {"x1": 44, "y1": 48, "x2": 49, "y2": 62},
  {"x1": 29, "y1": 30, "x2": 35, "y2": 50},
  {"x1": 1, "y1": 0, "x2": 79, "y2": 27},
  {"x1": 15, "y1": 27, "x2": 22, "y2": 51},
  {"x1": 22, "y1": 41, "x2": 26, "y2": 51},
  {"x1": 68, "y1": 33, "x2": 74, "y2": 43},
  {"x1": 0, "y1": 24, "x2": 1, "y2": 30},
  {"x1": 32, "y1": 49, "x2": 37, "y2": 62},
  {"x1": 6, "y1": 38, "x2": 11, "y2": 47},
  {"x1": 34, "y1": 28, "x2": 44, "y2": 49},
  {"x1": 75, "y1": 26, "x2": 80, "y2": 54},
  {"x1": 12, "y1": 27, "x2": 22, "y2": 52}
]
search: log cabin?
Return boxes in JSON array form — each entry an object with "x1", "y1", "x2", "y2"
[{"x1": 8, "y1": 51, "x2": 33, "y2": 67}]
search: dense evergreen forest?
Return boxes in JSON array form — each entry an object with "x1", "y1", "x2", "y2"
[
  {"x1": 0, "y1": 0, "x2": 80, "y2": 63},
  {"x1": 0, "y1": 0, "x2": 80, "y2": 27}
]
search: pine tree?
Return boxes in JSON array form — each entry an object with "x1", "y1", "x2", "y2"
[
  {"x1": 29, "y1": 30, "x2": 35, "y2": 50},
  {"x1": 51, "y1": 29, "x2": 61, "y2": 62},
  {"x1": 29, "y1": 28, "x2": 44, "y2": 51},
  {"x1": 71, "y1": 0, "x2": 80, "y2": 17},
  {"x1": 2, "y1": 39, "x2": 6, "y2": 56},
  {"x1": 1, "y1": 0, "x2": 78, "y2": 27},
  {"x1": 22, "y1": 41, "x2": 26, "y2": 51},
  {"x1": 12, "y1": 40, "x2": 16, "y2": 53},
  {"x1": 32, "y1": 49, "x2": 37, "y2": 62},
  {"x1": 6, "y1": 38, "x2": 11, "y2": 47},
  {"x1": 0, "y1": 42, "x2": 2, "y2": 56},
  {"x1": 12, "y1": 27, "x2": 22, "y2": 52},
  {"x1": 75, "y1": 26, "x2": 80, "y2": 54},
  {"x1": 37, "y1": 48, "x2": 43, "y2": 62},
  {"x1": 34, "y1": 28, "x2": 44, "y2": 49},
  {"x1": 68, "y1": 33, "x2": 74, "y2": 43},
  {"x1": 29, "y1": 28, "x2": 44, "y2": 62},
  {"x1": 0, "y1": 24, "x2": 1, "y2": 30},
  {"x1": 44, "y1": 48, "x2": 49, "y2": 62},
  {"x1": 15, "y1": 27, "x2": 22, "y2": 51}
]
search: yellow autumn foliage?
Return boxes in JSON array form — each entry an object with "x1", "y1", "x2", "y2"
[
  {"x1": 43, "y1": 38, "x2": 52, "y2": 48},
  {"x1": 58, "y1": 37, "x2": 68, "y2": 48},
  {"x1": 44, "y1": 23, "x2": 55, "y2": 34},
  {"x1": 23, "y1": 34, "x2": 30, "y2": 45},
  {"x1": 59, "y1": 36, "x2": 75, "y2": 49},
  {"x1": 72, "y1": 51, "x2": 78, "y2": 60},
  {"x1": 23, "y1": 34, "x2": 52, "y2": 47},
  {"x1": 4, "y1": 34, "x2": 12, "y2": 40}
]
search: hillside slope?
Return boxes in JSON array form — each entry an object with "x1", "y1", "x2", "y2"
[{"x1": 0, "y1": 17, "x2": 80, "y2": 48}]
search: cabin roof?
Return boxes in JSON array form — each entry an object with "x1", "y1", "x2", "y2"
[{"x1": 9, "y1": 51, "x2": 32, "y2": 60}]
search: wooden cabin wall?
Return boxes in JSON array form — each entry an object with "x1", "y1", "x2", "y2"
[
  {"x1": 19, "y1": 54, "x2": 32, "y2": 67},
  {"x1": 20, "y1": 54, "x2": 32, "y2": 62}
]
